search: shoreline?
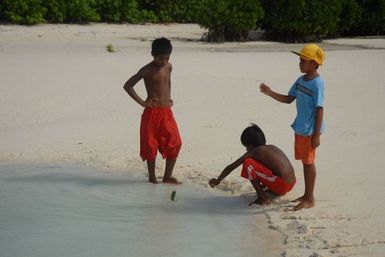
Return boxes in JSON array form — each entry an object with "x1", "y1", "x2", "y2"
[{"x1": 1, "y1": 23, "x2": 384, "y2": 52}]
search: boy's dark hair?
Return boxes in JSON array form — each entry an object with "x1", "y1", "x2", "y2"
[
  {"x1": 151, "y1": 37, "x2": 172, "y2": 56},
  {"x1": 240, "y1": 124, "x2": 266, "y2": 147}
]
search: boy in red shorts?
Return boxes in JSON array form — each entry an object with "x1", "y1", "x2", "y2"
[
  {"x1": 209, "y1": 124, "x2": 296, "y2": 206},
  {"x1": 259, "y1": 44, "x2": 325, "y2": 210},
  {"x1": 123, "y1": 37, "x2": 182, "y2": 184}
]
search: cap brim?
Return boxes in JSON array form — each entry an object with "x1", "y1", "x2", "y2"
[{"x1": 291, "y1": 51, "x2": 312, "y2": 61}]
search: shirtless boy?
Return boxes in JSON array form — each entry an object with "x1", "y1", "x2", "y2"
[
  {"x1": 123, "y1": 37, "x2": 182, "y2": 184},
  {"x1": 209, "y1": 124, "x2": 296, "y2": 205}
]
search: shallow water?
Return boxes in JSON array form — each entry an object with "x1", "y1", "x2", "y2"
[{"x1": 0, "y1": 163, "x2": 282, "y2": 257}]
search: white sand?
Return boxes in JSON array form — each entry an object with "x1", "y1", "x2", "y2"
[{"x1": 1, "y1": 23, "x2": 385, "y2": 256}]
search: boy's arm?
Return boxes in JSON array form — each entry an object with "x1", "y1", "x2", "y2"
[
  {"x1": 169, "y1": 64, "x2": 173, "y2": 106},
  {"x1": 260, "y1": 83, "x2": 295, "y2": 104},
  {"x1": 209, "y1": 152, "x2": 250, "y2": 188},
  {"x1": 312, "y1": 107, "x2": 323, "y2": 148},
  {"x1": 123, "y1": 68, "x2": 154, "y2": 107}
]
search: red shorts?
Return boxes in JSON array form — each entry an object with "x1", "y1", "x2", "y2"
[
  {"x1": 294, "y1": 134, "x2": 316, "y2": 165},
  {"x1": 241, "y1": 158, "x2": 294, "y2": 195},
  {"x1": 140, "y1": 107, "x2": 182, "y2": 161}
]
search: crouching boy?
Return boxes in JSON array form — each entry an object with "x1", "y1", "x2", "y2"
[{"x1": 209, "y1": 124, "x2": 296, "y2": 205}]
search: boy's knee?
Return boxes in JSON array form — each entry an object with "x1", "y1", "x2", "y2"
[{"x1": 241, "y1": 158, "x2": 258, "y2": 180}]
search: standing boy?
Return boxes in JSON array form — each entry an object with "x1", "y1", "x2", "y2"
[
  {"x1": 259, "y1": 44, "x2": 325, "y2": 210},
  {"x1": 209, "y1": 124, "x2": 296, "y2": 205},
  {"x1": 123, "y1": 37, "x2": 182, "y2": 184}
]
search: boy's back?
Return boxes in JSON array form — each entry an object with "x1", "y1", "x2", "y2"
[
  {"x1": 249, "y1": 145, "x2": 296, "y2": 185},
  {"x1": 141, "y1": 60, "x2": 172, "y2": 108}
]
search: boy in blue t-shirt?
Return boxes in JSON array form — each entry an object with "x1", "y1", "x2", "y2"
[{"x1": 259, "y1": 44, "x2": 325, "y2": 211}]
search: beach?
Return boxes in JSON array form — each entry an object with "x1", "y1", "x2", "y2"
[{"x1": 0, "y1": 23, "x2": 385, "y2": 256}]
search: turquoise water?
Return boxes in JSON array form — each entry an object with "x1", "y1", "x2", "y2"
[{"x1": 0, "y1": 163, "x2": 282, "y2": 257}]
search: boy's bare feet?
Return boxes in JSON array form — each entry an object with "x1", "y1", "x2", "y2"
[
  {"x1": 163, "y1": 177, "x2": 182, "y2": 184},
  {"x1": 294, "y1": 199, "x2": 315, "y2": 211},
  {"x1": 291, "y1": 195, "x2": 305, "y2": 202},
  {"x1": 249, "y1": 197, "x2": 271, "y2": 206},
  {"x1": 149, "y1": 177, "x2": 159, "y2": 184}
]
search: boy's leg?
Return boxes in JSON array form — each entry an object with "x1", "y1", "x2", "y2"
[
  {"x1": 147, "y1": 159, "x2": 157, "y2": 184},
  {"x1": 140, "y1": 108, "x2": 158, "y2": 183},
  {"x1": 163, "y1": 159, "x2": 182, "y2": 184},
  {"x1": 249, "y1": 179, "x2": 270, "y2": 206},
  {"x1": 294, "y1": 163, "x2": 316, "y2": 210},
  {"x1": 156, "y1": 109, "x2": 181, "y2": 184}
]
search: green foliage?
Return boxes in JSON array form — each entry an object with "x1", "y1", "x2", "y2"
[
  {"x1": 0, "y1": 0, "x2": 383, "y2": 39},
  {"x1": 137, "y1": 9, "x2": 158, "y2": 23},
  {"x1": 105, "y1": 43, "x2": 116, "y2": 52},
  {"x1": 0, "y1": 4, "x2": 4, "y2": 21},
  {"x1": 260, "y1": 0, "x2": 344, "y2": 42},
  {"x1": 119, "y1": 0, "x2": 140, "y2": 22},
  {"x1": 2, "y1": 0, "x2": 46, "y2": 25},
  {"x1": 138, "y1": 0, "x2": 204, "y2": 23},
  {"x1": 97, "y1": 0, "x2": 121, "y2": 22},
  {"x1": 76, "y1": 0, "x2": 158, "y2": 23},
  {"x1": 259, "y1": 0, "x2": 383, "y2": 41},
  {"x1": 171, "y1": 0, "x2": 209, "y2": 23},
  {"x1": 66, "y1": 0, "x2": 100, "y2": 23},
  {"x1": 43, "y1": 0, "x2": 67, "y2": 23},
  {"x1": 337, "y1": 0, "x2": 362, "y2": 35},
  {"x1": 352, "y1": 0, "x2": 385, "y2": 35},
  {"x1": 197, "y1": 0, "x2": 264, "y2": 42}
]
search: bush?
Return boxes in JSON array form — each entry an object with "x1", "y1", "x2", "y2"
[
  {"x1": 92, "y1": 0, "x2": 154, "y2": 23},
  {"x1": 138, "y1": 0, "x2": 170, "y2": 22},
  {"x1": 119, "y1": 0, "x2": 139, "y2": 22},
  {"x1": 352, "y1": 0, "x2": 385, "y2": 35},
  {"x1": 198, "y1": 0, "x2": 264, "y2": 42},
  {"x1": 137, "y1": 9, "x2": 158, "y2": 23},
  {"x1": 43, "y1": 0, "x2": 67, "y2": 23},
  {"x1": 181, "y1": 1, "x2": 206, "y2": 23},
  {"x1": 0, "y1": 4, "x2": 4, "y2": 21},
  {"x1": 94, "y1": 0, "x2": 157, "y2": 23},
  {"x1": 1, "y1": 0, "x2": 46, "y2": 24},
  {"x1": 66, "y1": 0, "x2": 100, "y2": 23},
  {"x1": 97, "y1": 0, "x2": 121, "y2": 22},
  {"x1": 137, "y1": 0, "x2": 204, "y2": 23},
  {"x1": 0, "y1": 0, "x2": 383, "y2": 39},
  {"x1": 260, "y1": 0, "x2": 344, "y2": 42},
  {"x1": 337, "y1": 0, "x2": 362, "y2": 36}
]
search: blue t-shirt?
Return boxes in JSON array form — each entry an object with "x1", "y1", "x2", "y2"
[{"x1": 288, "y1": 75, "x2": 325, "y2": 136}]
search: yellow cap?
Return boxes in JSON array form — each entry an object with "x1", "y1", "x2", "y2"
[{"x1": 291, "y1": 43, "x2": 325, "y2": 65}]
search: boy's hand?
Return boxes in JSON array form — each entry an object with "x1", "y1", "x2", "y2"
[
  {"x1": 144, "y1": 98, "x2": 159, "y2": 108},
  {"x1": 312, "y1": 133, "x2": 321, "y2": 148},
  {"x1": 209, "y1": 178, "x2": 220, "y2": 188},
  {"x1": 259, "y1": 83, "x2": 272, "y2": 96}
]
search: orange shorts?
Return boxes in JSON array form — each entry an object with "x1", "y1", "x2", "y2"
[
  {"x1": 294, "y1": 134, "x2": 316, "y2": 165},
  {"x1": 241, "y1": 158, "x2": 294, "y2": 195},
  {"x1": 140, "y1": 107, "x2": 182, "y2": 161}
]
